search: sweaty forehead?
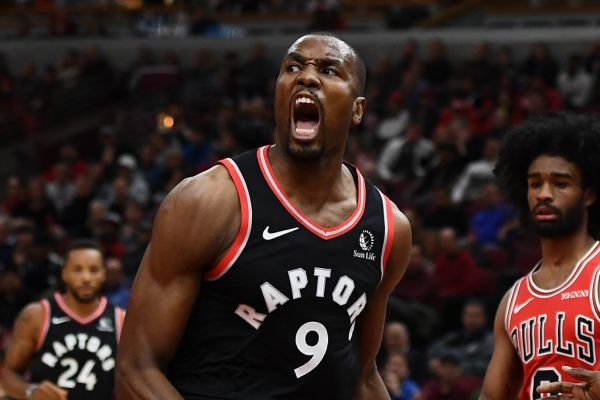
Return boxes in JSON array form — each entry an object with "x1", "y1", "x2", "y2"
[{"x1": 286, "y1": 35, "x2": 355, "y2": 64}]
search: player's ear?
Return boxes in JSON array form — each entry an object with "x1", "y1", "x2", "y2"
[
  {"x1": 352, "y1": 97, "x2": 366, "y2": 126},
  {"x1": 584, "y1": 188, "x2": 597, "y2": 208}
]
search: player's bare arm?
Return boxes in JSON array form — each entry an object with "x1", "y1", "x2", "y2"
[
  {"x1": 354, "y1": 204, "x2": 411, "y2": 400},
  {"x1": 3, "y1": 303, "x2": 69, "y2": 400},
  {"x1": 115, "y1": 165, "x2": 240, "y2": 399},
  {"x1": 479, "y1": 291, "x2": 523, "y2": 400}
]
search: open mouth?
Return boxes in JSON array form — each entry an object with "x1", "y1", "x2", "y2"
[{"x1": 292, "y1": 95, "x2": 320, "y2": 141}]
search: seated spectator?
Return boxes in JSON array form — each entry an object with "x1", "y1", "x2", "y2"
[
  {"x1": 421, "y1": 187, "x2": 468, "y2": 236},
  {"x1": 115, "y1": 153, "x2": 150, "y2": 207},
  {"x1": 519, "y1": 42, "x2": 559, "y2": 88},
  {"x1": 381, "y1": 321, "x2": 429, "y2": 385},
  {"x1": 427, "y1": 299, "x2": 493, "y2": 378},
  {"x1": 382, "y1": 352, "x2": 421, "y2": 400},
  {"x1": 416, "y1": 352, "x2": 481, "y2": 400},
  {"x1": 434, "y1": 227, "x2": 481, "y2": 331},
  {"x1": 393, "y1": 244, "x2": 438, "y2": 309},
  {"x1": 45, "y1": 161, "x2": 75, "y2": 219},
  {"x1": 558, "y1": 54, "x2": 594, "y2": 110},
  {"x1": 105, "y1": 257, "x2": 130, "y2": 309},
  {"x1": 451, "y1": 138, "x2": 499, "y2": 205},
  {"x1": 375, "y1": 90, "x2": 411, "y2": 145},
  {"x1": 469, "y1": 182, "x2": 517, "y2": 248},
  {"x1": 377, "y1": 121, "x2": 435, "y2": 193}
]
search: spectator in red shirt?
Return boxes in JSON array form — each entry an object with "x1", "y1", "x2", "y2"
[{"x1": 434, "y1": 227, "x2": 481, "y2": 331}]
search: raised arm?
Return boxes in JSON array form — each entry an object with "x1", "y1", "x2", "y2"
[
  {"x1": 115, "y1": 166, "x2": 240, "y2": 399},
  {"x1": 479, "y1": 291, "x2": 523, "y2": 400},
  {"x1": 2, "y1": 303, "x2": 68, "y2": 400},
  {"x1": 354, "y1": 203, "x2": 412, "y2": 400}
]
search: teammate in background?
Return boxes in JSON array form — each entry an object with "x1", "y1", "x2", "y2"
[
  {"x1": 479, "y1": 113, "x2": 600, "y2": 400},
  {"x1": 116, "y1": 33, "x2": 411, "y2": 400},
  {"x1": 2, "y1": 239, "x2": 124, "y2": 400}
]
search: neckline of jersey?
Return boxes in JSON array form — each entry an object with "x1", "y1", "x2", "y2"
[
  {"x1": 257, "y1": 145, "x2": 366, "y2": 240},
  {"x1": 54, "y1": 292, "x2": 108, "y2": 325},
  {"x1": 527, "y1": 240, "x2": 600, "y2": 296}
]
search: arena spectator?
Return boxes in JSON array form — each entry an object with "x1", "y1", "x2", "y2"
[{"x1": 426, "y1": 299, "x2": 494, "y2": 378}]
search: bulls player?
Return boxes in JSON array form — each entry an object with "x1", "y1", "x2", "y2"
[
  {"x1": 480, "y1": 113, "x2": 600, "y2": 400},
  {"x1": 2, "y1": 239, "x2": 124, "y2": 400},
  {"x1": 115, "y1": 33, "x2": 411, "y2": 399}
]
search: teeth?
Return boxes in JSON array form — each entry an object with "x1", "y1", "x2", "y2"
[
  {"x1": 295, "y1": 97, "x2": 315, "y2": 105},
  {"x1": 296, "y1": 128, "x2": 316, "y2": 135}
]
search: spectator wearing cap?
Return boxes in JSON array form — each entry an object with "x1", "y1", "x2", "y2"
[
  {"x1": 115, "y1": 153, "x2": 149, "y2": 206},
  {"x1": 95, "y1": 211, "x2": 126, "y2": 259},
  {"x1": 119, "y1": 199, "x2": 145, "y2": 250}
]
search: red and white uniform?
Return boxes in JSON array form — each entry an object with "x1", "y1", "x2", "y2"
[{"x1": 506, "y1": 241, "x2": 600, "y2": 399}]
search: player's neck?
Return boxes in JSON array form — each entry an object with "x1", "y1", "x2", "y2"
[
  {"x1": 539, "y1": 228, "x2": 596, "y2": 271},
  {"x1": 61, "y1": 292, "x2": 102, "y2": 317},
  {"x1": 269, "y1": 145, "x2": 347, "y2": 200}
]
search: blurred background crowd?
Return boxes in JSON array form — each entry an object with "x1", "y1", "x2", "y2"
[{"x1": 1, "y1": 0, "x2": 600, "y2": 398}]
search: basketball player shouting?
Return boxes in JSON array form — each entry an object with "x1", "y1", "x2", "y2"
[
  {"x1": 2, "y1": 239, "x2": 124, "y2": 400},
  {"x1": 480, "y1": 113, "x2": 600, "y2": 400},
  {"x1": 115, "y1": 33, "x2": 411, "y2": 400}
]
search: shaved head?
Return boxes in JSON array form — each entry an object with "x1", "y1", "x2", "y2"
[{"x1": 285, "y1": 33, "x2": 366, "y2": 95}]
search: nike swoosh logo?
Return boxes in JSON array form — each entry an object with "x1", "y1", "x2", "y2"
[
  {"x1": 51, "y1": 316, "x2": 71, "y2": 325},
  {"x1": 262, "y1": 226, "x2": 299, "y2": 240},
  {"x1": 513, "y1": 298, "x2": 534, "y2": 314}
]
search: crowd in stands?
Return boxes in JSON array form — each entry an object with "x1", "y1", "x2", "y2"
[{"x1": 0, "y1": 37, "x2": 600, "y2": 399}]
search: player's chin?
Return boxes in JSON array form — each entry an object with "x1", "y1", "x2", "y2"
[
  {"x1": 286, "y1": 142, "x2": 324, "y2": 162},
  {"x1": 74, "y1": 288, "x2": 100, "y2": 303}
]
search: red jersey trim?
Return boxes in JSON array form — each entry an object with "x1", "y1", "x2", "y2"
[
  {"x1": 591, "y1": 266, "x2": 600, "y2": 322},
  {"x1": 204, "y1": 159, "x2": 252, "y2": 281},
  {"x1": 527, "y1": 241, "x2": 600, "y2": 297},
  {"x1": 36, "y1": 299, "x2": 50, "y2": 351},
  {"x1": 54, "y1": 293, "x2": 108, "y2": 325},
  {"x1": 504, "y1": 279, "x2": 522, "y2": 333},
  {"x1": 379, "y1": 191, "x2": 395, "y2": 277},
  {"x1": 257, "y1": 146, "x2": 366, "y2": 240},
  {"x1": 115, "y1": 307, "x2": 125, "y2": 343}
]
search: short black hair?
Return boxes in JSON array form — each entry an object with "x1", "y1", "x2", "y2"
[
  {"x1": 64, "y1": 239, "x2": 104, "y2": 266},
  {"x1": 288, "y1": 32, "x2": 366, "y2": 95},
  {"x1": 494, "y1": 112, "x2": 600, "y2": 238}
]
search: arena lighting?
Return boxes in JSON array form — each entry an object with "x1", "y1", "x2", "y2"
[{"x1": 158, "y1": 113, "x2": 175, "y2": 130}]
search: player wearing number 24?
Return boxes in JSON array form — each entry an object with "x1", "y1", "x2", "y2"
[
  {"x1": 2, "y1": 239, "x2": 125, "y2": 400},
  {"x1": 115, "y1": 33, "x2": 411, "y2": 400},
  {"x1": 479, "y1": 113, "x2": 600, "y2": 400}
]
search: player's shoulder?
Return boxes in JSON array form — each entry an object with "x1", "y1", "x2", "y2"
[
  {"x1": 12, "y1": 300, "x2": 47, "y2": 337},
  {"x1": 19, "y1": 300, "x2": 46, "y2": 321},
  {"x1": 384, "y1": 197, "x2": 411, "y2": 240},
  {"x1": 160, "y1": 164, "x2": 238, "y2": 214}
]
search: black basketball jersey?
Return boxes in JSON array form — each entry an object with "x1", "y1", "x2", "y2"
[
  {"x1": 167, "y1": 146, "x2": 396, "y2": 400},
  {"x1": 29, "y1": 292, "x2": 123, "y2": 400}
]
